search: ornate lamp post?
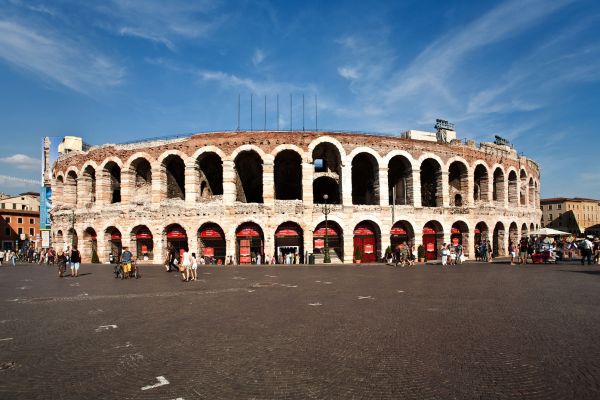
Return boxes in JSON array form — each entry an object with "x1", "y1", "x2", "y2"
[{"x1": 322, "y1": 194, "x2": 331, "y2": 263}]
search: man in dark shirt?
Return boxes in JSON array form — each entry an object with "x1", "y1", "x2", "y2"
[{"x1": 70, "y1": 246, "x2": 81, "y2": 277}]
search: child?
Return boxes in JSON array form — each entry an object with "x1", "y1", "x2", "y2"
[{"x1": 441, "y1": 243, "x2": 449, "y2": 266}]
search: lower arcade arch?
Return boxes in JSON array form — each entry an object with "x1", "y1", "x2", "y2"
[
  {"x1": 131, "y1": 225, "x2": 153, "y2": 261},
  {"x1": 353, "y1": 221, "x2": 381, "y2": 263},
  {"x1": 236, "y1": 223, "x2": 264, "y2": 264},
  {"x1": 198, "y1": 223, "x2": 226, "y2": 264},
  {"x1": 274, "y1": 222, "x2": 304, "y2": 264},
  {"x1": 508, "y1": 222, "x2": 519, "y2": 247},
  {"x1": 82, "y1": 227, "x2": 98, "y2": 263},
  {"x1": 521, "y1": 223, "x2": 528, "y2": 237},
  {"x1": 390, "y1": 220, "x2": 415, "y2": 252},
  {"x1": 164, "y1": 224, "x2": 188, "y2": 261},
  {"x1": 493, "y1": 222, "x2": 506, "y2": 257},
  {"x1": 68, "y1": 228, "x2": 78, "y2": 250},
  {"x1": 104, "y1": 227, "x2": 122, "y2": 261},
  {"x1": 422, "y1": 221, "x2": 443, "y2": 261},
  {"x1": 450, "y1": 221, "x2": 469, "y2": 256},
  {"x1": 313, "y1": 220, "x2": 343, "y2": 262}
]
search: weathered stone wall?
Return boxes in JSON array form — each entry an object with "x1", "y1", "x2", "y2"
[{"x1": 50, "y1": 131, "x2": 541, "y2": 263}]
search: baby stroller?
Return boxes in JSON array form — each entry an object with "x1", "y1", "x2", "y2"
[{"x1": 114, "y1": 259, "x2": 141, "y2": 279}]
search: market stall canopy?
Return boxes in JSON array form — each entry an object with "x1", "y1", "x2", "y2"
[{"x1": 530, "y1": 228, "x2": 570, "y2": 236}]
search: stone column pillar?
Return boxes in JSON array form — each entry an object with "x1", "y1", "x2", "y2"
[
  {"x1": 503, "y1": 177, "x2": 509, "y2": 209},
  {"x1": 96, "y1": 170, "x2": 109, "y2": 206},
  {"x1": 440, "y1": 171, "x2": 449, "y2": 208},
  {"x1": 153, "y1": 234, "x2": 164, "y2": 266},
  {"x1": 412, "y1": 169, "x2": 422, "y2": 208},
  {"x1": 342, "y1": 163, "x2": 352, "y2": 207},
  {"x1": 185, "y1": 165, "x2": 198, "y2": 207},
  {"x1": 226, "y1": 231, "x2": 237, "y2": 264},
  {"x1": 151, "y1": 164, "x2": 163, "y2": 205},
  {"x1": 302, "y1": 162, "x2": 314, "y2": 205},
  {"x1": 263, "y1": 160, "x2": 275, "y2": 208},
  {"x1": 222, "y1": 160, "x2": 236, "y2": 206},
  {"x1": 343, "y1": 233, "x2": 353, "y2": 264},
  {"x1": 263, "y1": 224, "x2": 275, "y2": 263},
  {"x1": 487, "y1": 177, "x2": 494, "y2": 206},
  {"x1": 97, "y1": 233, "x2": 108, "y2": 263},
  {"x1": 304, "y1": 228, "x2": 313, "y2": 264},
  {"x1": 120, "y1": 169, "x2": 133, "y2": 204},
  {"x1": 379, "y1": 167, "x2": 389, "y2": 207}
]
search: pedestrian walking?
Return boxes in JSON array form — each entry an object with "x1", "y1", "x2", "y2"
[
  {"x1": 441, "y1": 243, "x2": 449, "y2": 266},
  {"x1": 0, "y1": 249, "x2": 4, "y2": 266},
  {"x1": 121, "y1": 247, "x2": 133, "y2": 279},
  {"x1": 580, "y1": 238, "x2": 593, "y2": 265},
  {"x1": 57, "y1": 249, "x2": 66, "y2": 277},
  {"x1": 480, "y1": 241, "x2": 488, "y2": 262},
  {"x1": 509, "y1": 240, "x2": 516, "y2": 265},
  {"x1": 70, "y1": 246, "x2": 81, "y2": 277},
  {"x1": 181, "y1": 248, "x2": 191, "y2": 281},
  {"x1": 190, "y1": 252, "x2": 198, "y2": 281},
  {"x1": 455, "y1": 243, "x2": 463, "y2": 265}
]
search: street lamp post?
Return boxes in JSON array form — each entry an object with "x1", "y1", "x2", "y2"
[{"x1": 322, "y1": 194, "x2": 331, "y2": 263}]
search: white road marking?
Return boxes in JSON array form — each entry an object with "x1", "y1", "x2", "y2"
[
  {"x1": 315, "y1": 280, "x2": 321, "y2": 283},
  {"x1": 95, "y1": 324, "x2": 118, "y2": 332},
  {"x1": 0, "y1": 337, "x2": 13, "y2": 341},
  {"x1": 247, "y1": 289, "x2": 255, "y2": 293},
  {"x1": 232, "y1": 276, "x2": 246, "y2": 280},
  {"x1": 308, "y1": 302, "x2": 322, "y2": 306},
  {"x1": 16, "y1": 286, "x2": 29, "y2": 290},
  {"x1": 69, "y1": 283, "x2": 79, "y2": 287},
  {"x1": 141, "y1": 376, "x2": 170, "y2": 391},
  {"x1": 358, "y1": 296, "x2": 374, "y2": 300},
  {"x1": 202, "y1": 272, "x2": 212, "y2": 275},
  {"x1": 265, "y1": 275, "x2": 277, "y2": 278},
  {"x1": 114, "y1": 342, "x2": 132, "y2": 349},
  {"x1": 323, "y1": 281, "x2": 332, "y2": 285},
  {"x1": 397, "y1": 290, "x2": 405, "y2": 293}
]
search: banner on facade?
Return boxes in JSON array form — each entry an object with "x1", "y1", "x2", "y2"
[{"x1": 41, "y1": 229, "x2": 51, "y2": 248}]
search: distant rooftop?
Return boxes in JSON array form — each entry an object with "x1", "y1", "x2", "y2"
[{"x1": 541, "y1": 197, "x2": 600, "y2": 203}]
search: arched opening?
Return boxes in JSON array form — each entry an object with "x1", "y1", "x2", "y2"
[
  {"x1": 165, "y1": 224, "x2": 188, "y2": 261},
  {"x1": 508, "y1": 171, "x2": 518, "y2": 205},
  {"x1": 198, "y1": 223, "x2": 226, "y2": 264},
  {"x1": 451, "y1": 221, "x2": 470, "y2": 256},
  {"x1": 234, "y1": 151, "x2": 263, "y2": 203},
  {"x1": 473, "y1": 164, "x2": 489, "y2": 202},
  {"x1": 390, "y1": 220, "x2": 415, "y2": 253},
  {"x1": 56, "y1": 230, "x2": 64, "y2": 251},
  {"x1": 65, "y1": 171, "x2": 78, "y2": 206},
  {"x1": 388, "y1": 155, "x2": 412, "y2": 206},
  {"x1": 197, "y1": 152, "x2": 223, "y2": 200},
  {"x1": 420, "y1": 159, "x2": 442, "y2": 207},
  {"x1": 130, "y1": 158, "x2": 152, "y2": 202},
  {"x1": 104, "y1": 161, "x2": 121, "y2": 204},
  {"x1": 313, "y1": 176, "x2": 340, "y2": 204},
  {"x1": 82, "y1": 166, "x2": 96, "y2": 206},
  {"x1": 67, "y1": 228, "x2": 78, "y2": 250},
  {"x1": 422, "y1": 221, "x2": 443, "y2": 260},
  {"x1": 312, "y1": 142, "x2": 342, "y2": 203},
  {"x1": 474, "y1": 222, "x2": 489, "y2": 248},
  {"x1": 521, "y1": 223, "x2": 528, "y2": 237},
  {"x1": 82, "y1": 227, "x2": 97, "y2": 263},
  {"x1": 520, "y1": 170, "x2": 527, "y2": 206},
  {"x1": 493, "y1": 168, "x2": 505, "y2": 203},
  {"x1": 164, "y1": 155, "x2": 186, "y2": 200},
  {"x1": 131, "y1": 225, "x2": 153, "y2": 261},
  {"x1": 493, "y1": 222, "x2": 505, "y2": 257},
  {"x1": 275, "y1": 222, "x2": 304, "y2": 264},
  {"x1": 104, "y1": 226, "x2": 122, "y2": 262},
  {"x1": 528, "y1": 178, "x2": 535, "y2": 207},
  {"x1": 353, "y1": 221, "x2": 380, "y2": 263},
  {"x1": 509, "y1": 222, "x2": 518, "y2": 248},
  {"x1": 448, "y1": 161, "x2": 468, "y2": 207},
  {"x1": 530, "y1": 223, "x2": 535, "y2": 233},
  {"x1": 275, "y1": 150, "x2": 302, "y2": 200},
  {"x1": 352, "y1": 153, "x2": 379, "y2": 205},
  {"x1": 236, "y1": 222, "x2": 264, "y2": 264},
  {"x1": 313, "y1": 220, "x2": 343, "y2": 263}
]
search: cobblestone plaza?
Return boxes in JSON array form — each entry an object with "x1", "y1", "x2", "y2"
[{"x1": 1, "y1": 262, "x2": 599, "y2": 399}]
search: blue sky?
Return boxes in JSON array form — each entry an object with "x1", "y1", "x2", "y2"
[{"x1": 0, "y1": 0, "x2": 599, "y2": 198}]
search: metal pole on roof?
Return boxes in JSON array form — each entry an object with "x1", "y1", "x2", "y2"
[
  {"x1": 264, "y1": 95, "x2": 267, "y2": 131},
  {"x1": 315, "y1": 94, "x2": 318, "y2": 131},
  {"x1": 277, "y1": 94, "x2": 279, "y2": 130},
  {"x1": 250, "y1": 94, "x2": 253, "y2": 131}
]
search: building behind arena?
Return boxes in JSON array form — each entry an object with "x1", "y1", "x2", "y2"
[{"x1": 48, "y1": 127, "x2": 541, "y2": 264}]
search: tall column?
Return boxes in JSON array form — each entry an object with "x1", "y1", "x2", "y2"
[
  {"x1": 151, "y1": 165, "x2": 163, "y2": 205},
  {"x1": 486, "y1": 176, "x2": 494, "y2": 206},
  {"x1": 440, "y1": 171, "x2": 449, "y2": 208},
  {"x1": 153, "y1": 235, "x2": 164, "y2": 266},
  {"x1": 96, "y1": 170, "x2": 109, "y2": 206},
  {"x1": 263, "y1": 160, "x2": 275, "y2": 208},
  {"x1": 222, "y1": 160, "x2": 236, "y2": 206},
  {"x1": 503, "y1": 177, "x2": 509, "y2": 209},
  {"x1": 302, "y1": 162, "x2": 314, "y2": 205},
  {"x1": 303, "y1": 229, "x2": 313, "y2": 263},
  {"x1": 343, "y1": 230, "x2": 353, "y2": 264},
  {"x1": 120, "y1": 169, "x2": 133, "y2": 204},
  {"x1": 412, "y1": 169, "x2": 422, "y2": 208},
  {"x1": 342, "y1": 163, "x2": 352, "y2": 206},
  {"x1": 185, "y1": 165, "x2": 198, "y2": 207},
  {"x1": 379, "y1": 167, "x2": 389, "y2": 207}
]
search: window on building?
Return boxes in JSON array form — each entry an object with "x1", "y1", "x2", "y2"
[
  {"x1": 0, "y1": 203, "x2": 4, "y2": 208},
  {"x1": 21, "y1": 205, "x2": 26, "y2": 210},
  {"x1": 558, "y1": 204, "x2": 562, "y2": 210},
  {"x1": 548, "y1": 204, "x2": 552, "y2": 210},
  {"x1": 29, "y1": 228, "x2": 34, "y2": 236},
  {"x1": 29, "y1": 218, "x2": 34, "y2": 224},
  {"x1": 12, "y1": 203, "x2": 16, "y2": 209},
  {"x1": 549, "y1": 214, "x2": 553, "y2": 220},
  {"x1": 4, "y1": 227, "x2": 9, "y2": 236},
  {"x1": 17, "y1": 217, "x2": 22, "y2": 224},
  {"x1": 18, "y1": 227, "x2": 22, "y2": 235},
  {"x1": 5, "y1": 217, "x2": 10, "y2": 223}
]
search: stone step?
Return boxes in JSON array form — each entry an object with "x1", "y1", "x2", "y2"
[{"x1": 313, "y1": 253, "x2": 343, "y2": 264}]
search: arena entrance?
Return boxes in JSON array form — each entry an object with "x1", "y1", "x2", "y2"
[
  {"x1": 353, "y1": 221, "x2": 379, "y2": 263},
  {"x1": 105, "y1": 227, "x2": 122, "y2": 262},
  {"x1": 236, "y1": 223, "x2": 264, "y2": 264},
  {"x1": 493, "y1": 222, "x2": 505, "y2": 257},
  {"x1": 313, "y1": 221, "x2": 343, "y2": 263},
  {"x1": 422, "y1": 221, "x2": 443, "y2": 261},
  {"x1": 198, "y1": 223, "x2": 226, "y2": 264},
  {"x1": 82, "y1": 228, "x2": 97, "y2": 263},
  {"x1": 451, "y1": 221, "x2": 469, "y2": 253},
  {"x1": 165, "y1": 224, "x2": 188, "y2": 261},
  {"x1": 390, "y1": 220, "x2": 414, "y2": 251},
  {"x1": 132, "y1": 226, "x2": 153, "y2": 261},
  {"x1": 275, "y1": 222, "x2": 303, "y2": 264}
]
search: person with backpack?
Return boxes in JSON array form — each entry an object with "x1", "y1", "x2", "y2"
[{"x1": 580, "y1": 238, "x2": 593, "y2": 265}]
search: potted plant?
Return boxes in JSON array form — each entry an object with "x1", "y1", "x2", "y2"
[
  {"x1": 354, "y1": 247, "x2": 362, "y2": 264},
  {"x1": 91, "y1": 247, "x2": 100, "y2": 264},
  {"x1": 417, "y1": 245, "x2": 425, "y2": 263}
]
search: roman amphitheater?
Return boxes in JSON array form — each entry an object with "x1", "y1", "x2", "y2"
[{"x1": 49, "y1": 129, "x2": 541, "y2": 264}]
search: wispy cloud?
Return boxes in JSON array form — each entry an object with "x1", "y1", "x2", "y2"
[
  {"x1": 252, "y1": 49, "x2": 265, "y2": 66},
  {"x1": 95, "y1": 0, "x2": 224, "y2": 50},
  {"x1": 0, "y1": 19, "x2": 125, "y2": 94},
  {"x1": 0, "y1": 175, "x2": 38, "y2": 190},
  {"x1": 0, "y1": 154, "x2": 40, "y2": 171},
  {"x1": 198, "y1": 69, "x2": 313, "y2": 95},
  {"x1": 337, "y1": 66, "x2": 360, "y2": 80}
]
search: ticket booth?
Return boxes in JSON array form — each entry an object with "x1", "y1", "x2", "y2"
[
  {"x1": 134, "y1": 226, "x2": 153, "y2": 261},
  {"x1": 313, "y1": 221, "x2": 343, "y2": 261},
  {"x1": 422, "y1": 225, "x2": 438, "y2": 261}
]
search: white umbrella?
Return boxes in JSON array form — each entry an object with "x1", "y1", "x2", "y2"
[{"x1": 530, "y1": 227, "x2": 570, "y2": 236}]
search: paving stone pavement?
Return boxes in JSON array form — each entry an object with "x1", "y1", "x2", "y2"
[{"x1": 0, "y1": 261, "x2": 599, "y2": 399}]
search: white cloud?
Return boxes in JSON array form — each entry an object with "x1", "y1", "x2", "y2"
[
  {"x1": 0, "y1": 19, "x2": 125, "y2": 94},
  {"x1": 252, "y1": 49, "x2": 265, "y2": 66},
  {"x1": 337, "y1": 66, "x2": 360, "y2": 80},
  {"x1": 198, "y1": 69, "x2": 312, "y2": 95},
  {"x1": 0, "y1": 154, "x2": 40, "y2": 171},
  {"x1": 0, "y1": 175, "x2": 39, "y2": 190}
]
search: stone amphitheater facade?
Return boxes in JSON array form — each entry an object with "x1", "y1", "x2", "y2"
[{"x1": 49, "y1": 131, "x2": 541, "y2": 264}]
